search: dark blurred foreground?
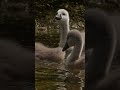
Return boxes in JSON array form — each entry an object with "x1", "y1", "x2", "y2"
[{"x1": 0, "y1": 1, "x2": 35, "y2": 89}]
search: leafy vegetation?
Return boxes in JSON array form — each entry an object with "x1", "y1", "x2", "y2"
[
  {"x1": 35, "y1": 0, "x2": 120, "y2": 46},
  {"x1": 35, "y1": 0, "x2": 85, "y2": 46}
]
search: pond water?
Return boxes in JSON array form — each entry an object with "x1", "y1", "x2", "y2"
[
  {"x1": 35, "y1": 60, "x2": 85, "y2": 90},
  {"x1": 35, "y1": 11, "x2": 85, "y2": 90}
]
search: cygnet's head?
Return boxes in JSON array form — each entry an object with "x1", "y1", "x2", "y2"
[
  {"x1": 55, "y1": 9, "x2": 69, "y2": 24},
  {"x1": 62, "y1": 30, "x2": 82, "y2": 51}
]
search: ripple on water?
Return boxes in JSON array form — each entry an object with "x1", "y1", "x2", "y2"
[{"x1": 35, "y1": 59, "x2": 85, "y2": 90}]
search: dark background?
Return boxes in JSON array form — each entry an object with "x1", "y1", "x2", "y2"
[{"x1": 0, "y1": 0, "x2": 34, "y2": 49}]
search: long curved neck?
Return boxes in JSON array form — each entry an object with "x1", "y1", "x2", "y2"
[
  {"x1": 67, "y1": 40, "x2": 82, "y2": 64},
  {"x1": 59, "y1": 21, "x2": 69, "y2": 48}
]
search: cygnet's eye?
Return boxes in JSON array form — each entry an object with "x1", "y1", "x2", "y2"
[{"x1": 62, "y1": 13, "x2": 65, "y2": 15}]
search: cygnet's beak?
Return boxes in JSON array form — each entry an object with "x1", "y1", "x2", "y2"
[
  {"x1": 62, "y1": 42, "x2": 69, "y2": 52},
  {"x1": 55, "y1": 14, "x2": 62, "y2": 20}
]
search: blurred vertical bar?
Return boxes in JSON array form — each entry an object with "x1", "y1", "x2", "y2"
[
  {"x1": 0, "y1": 0, "x2": 35, "y2": 90},
  {"x1": 0, "y1": 0, "x2": 34, "y2": 48}
]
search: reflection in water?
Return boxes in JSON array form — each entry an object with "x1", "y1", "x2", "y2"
[{"x1": 35, "y1": 60, "x2": 85, "y2": 90}]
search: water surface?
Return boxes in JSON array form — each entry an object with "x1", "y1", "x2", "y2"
[{"x1": 35, "y1": 60, "x2": 85, "y2": 90}]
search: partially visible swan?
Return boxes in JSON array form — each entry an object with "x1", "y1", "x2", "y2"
[
  {"x1": 62, "y1": 30, "x2": 85, "y2": 69},
  {"x1": 85, "y1": 8, "x2": 120, "y2": 90},
  {"x1": 35, "y1": 9, "x2": 70, "y2": 62},
  {"x1": 0, "y1": 39, "x2": 34, "y2": 83}
]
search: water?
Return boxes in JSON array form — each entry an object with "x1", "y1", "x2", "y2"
[
  {"x1": 35, "y1": 12, "x2": 85, "y2": 90},
  {"x1": 35, "y1": 60, "x2": 85, "y2": 90}
]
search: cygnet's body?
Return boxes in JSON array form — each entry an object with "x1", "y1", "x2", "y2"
[
  {"x1": 62, "y1": 30, "x2": 85, "y2": 69},
  {"x1": 35, "y1": 9, "x2": 70, "y2": 62},
  {"x1": 35, "y1": 43, "x2": 64, "y2": 62}
]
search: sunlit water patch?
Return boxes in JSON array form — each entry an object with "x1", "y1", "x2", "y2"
[{"x1": 35, "y1": 60, "x2": 85, "y2": 90}]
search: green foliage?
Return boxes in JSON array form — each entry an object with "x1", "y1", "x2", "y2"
[
  {"x1": 35, "y1": 0, "x2": 85, "y2": 46},
  {"x1": 35, "y1": 1, "x2": 120, "y2": 47}
]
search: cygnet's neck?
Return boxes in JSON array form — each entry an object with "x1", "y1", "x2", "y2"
[
  {"x1": 59, "y1": 21, "x2": 70, "y2": 48},
  {"x1": 67, "y1": 40, "x2": 83, "y2": 65}
]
